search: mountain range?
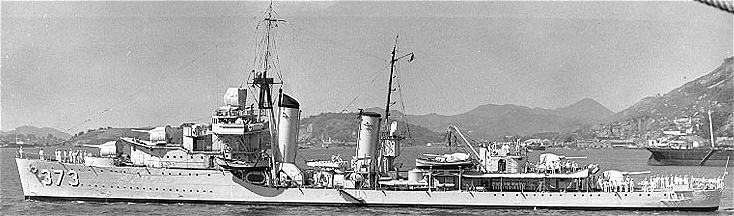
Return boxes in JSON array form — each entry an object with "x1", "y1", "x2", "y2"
[
  {"x1": 366, "y1": 98, "x2": 613, "y2": 140},
  {"x1": 297, "y1": 97, "x2": 613, "y2": 144},
  {"x1": 1, "y1": 126, "x2": 72, "y2": 140},
  {"x1": 7, "y1": 56, "x2": 733, "y2": 145},
  {"x1": 591, "y1": 57, "x2": 734, "y2": 140}
]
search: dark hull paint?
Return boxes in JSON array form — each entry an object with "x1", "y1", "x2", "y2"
[
  {"x1": 24, "y1": 196, "x2": 720, "y2": 212},
  {"x1": 646, "y1": 147, "x2": 734, "y2": 166}
]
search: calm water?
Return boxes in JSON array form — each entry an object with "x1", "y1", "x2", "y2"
[{"x1": 1, "y1": 147, "x2": 733, "y2": 215}]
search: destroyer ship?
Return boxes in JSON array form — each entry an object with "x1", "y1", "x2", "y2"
[{"x1": 15, "y1": 4, "x2": 725, "y2": 211}]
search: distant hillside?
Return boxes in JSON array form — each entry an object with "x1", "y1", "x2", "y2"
[
  {"x1": 592, "y1": 57, "x2": 734, "y2": 140},
  {"x1": 389, "y1": 98, "x2": 612, "y2": 140},
  {"x1": 555, "y1": 98, "x2": 614, "y2": 122},
  {"x1": 65, "y1": 127, "x2": 147, "y2": 146},
  {"x1": 1, "y1": 125, "x2": 71, "y2": 140},
  {"x1": 299, "y1": 111, "x2": 443, "y2": 145}
]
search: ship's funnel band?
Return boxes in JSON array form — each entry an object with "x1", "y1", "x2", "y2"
[
  {"x1": 279, "y1": 93, "x2": 300, "y2": 109},
  {"x1": 360, "y1": 112, "x2": 381, "y2": 118}
]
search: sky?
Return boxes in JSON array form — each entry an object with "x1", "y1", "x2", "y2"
[{"x1": 1, "y1": 1, "x2": 732, "y2": 133}]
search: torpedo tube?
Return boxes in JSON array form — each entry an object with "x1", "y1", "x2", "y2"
[
  {"x1": 355, "y1": 111, "x2": 381, "y2": 173},
  {"x1": 277, "y1": 93, "x2": 300, "y2": 163}
]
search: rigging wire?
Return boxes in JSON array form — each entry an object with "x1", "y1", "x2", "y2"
[
  {"x1": 280, "y1": 22, "x2": 388, "y2": 63},
  {"x1": 695, "y1": 0, "x2": 734, "y2": 14},
  {"x1": 61, "y1": 14, "x2": 260, "y2": 133},
  {"x1": 396, "y1": 60, "x2": 414, "y2": 147},
  {"x1": 304, "y1": 62, "x2": 391, "y2": 113}
]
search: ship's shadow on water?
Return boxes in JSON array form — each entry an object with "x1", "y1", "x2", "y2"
[{"x1": 231, "y1": 174, "x2": 286, "y2": 197}]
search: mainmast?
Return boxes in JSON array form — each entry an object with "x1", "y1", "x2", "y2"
[
  {"x1": 383, "y1": 36, "x2": 414, "y2": 128},
  {"x1": 378, "y1": 36, "x2": 414, "y2": 175}
]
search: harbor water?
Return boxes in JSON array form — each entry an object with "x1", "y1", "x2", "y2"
[{"x1": 1, "y1": 147, "x2": 732, "y2": 215}]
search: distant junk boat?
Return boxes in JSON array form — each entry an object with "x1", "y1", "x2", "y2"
[
  {"x1": 14, "y1": 3, "x2": 725, "y2": 211},
  {"x1": 646, "y1": 111, "x2": 734, "y2": 166}
]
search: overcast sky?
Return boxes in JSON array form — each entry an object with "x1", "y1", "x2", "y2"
[{"x1": 1, "y1": 1, "x2": 731, "y2": 132}]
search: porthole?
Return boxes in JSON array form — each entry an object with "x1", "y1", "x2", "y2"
[
  {"x1": 533, "y1": 194, "x2": 536, "y2": 196},
  {"x1": 639, "y1": 194, "x2": 642, "y2": 196},
  {"x1": 196, "y1": 190, "x2": 199, "y2": 192},
  {"x1": 166, "y1": 156, "x2": 169, "y2": 158},
  {"x1": 189, "y1": 173, "x2": 192, "y2": 176},
  {"x1": 647, "y1": 194, "x2": 651, "y2": 196},
  {"x1": 574, "y1": 194, "x2": 577, "y2": 196},
  {"x1": 179, "y1": 173, "x2": 181, "y2": 175},
  {"x1": 624, "y1": 194, "x2": 627, "y2": 196},
  {"x1": 501, "y1": 194, "x2": 504, "y2": 196},
  {"x1": 162, "y1": 172, "x2": 165, "y2": 175},
  {"x1": 515, "y1": 194, "x2": 518, "y2": 196},
  {"x1": 95, "y1": 185, "x2": 98, "y2": 187},
  {"x1": 494, "y1": 194, "x2": 496, "y2": 196},
  {"x1": 130, "y1": 187, "x2": 133, "y2": 189},
  {"x1": 581, "y1": 194, "x2": 584, "y2": 197},
  {"x1": 210, "y1": 190, "x2": 213, "y2": 193},
  {"x1": 123, "y1": 171, "x2": 126, "y2": 173},
  {"x1": 196, "y1": 174, "x2": 199, "y2": 176},
  {"x1": 136, "y1": 187, "x2": 139, "y2": 190},
  {"x1": 156, "y1": 188, "x2": 159, "y2": 191},
  {"x1": 169, "y1": 173, "x2": 171, "y2": 175},
  {"x1": 189, "y1": 190, "x2": 192, "y2": 192},
  {"x1": 597, "y1": 194, "x2": 601, "y2": 197},
  {"x1": 208, "y1": 174, "x2": 211, "y2": 177}
]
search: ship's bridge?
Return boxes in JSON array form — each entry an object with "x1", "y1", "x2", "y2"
[{"x1": 211, "y1": 105, "x2": 265, "y2": 135}]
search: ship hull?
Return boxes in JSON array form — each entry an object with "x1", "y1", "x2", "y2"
[
  {"x1": 16, "y1": 158, "x2": 722, "y2": 211},
  {"x1": 646, "y1": 147, "x2": 734, "y2": 166}
]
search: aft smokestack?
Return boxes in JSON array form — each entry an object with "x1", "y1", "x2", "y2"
[{"x1": 355, "y1": 111, "x2": 381, "y2": 173}]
